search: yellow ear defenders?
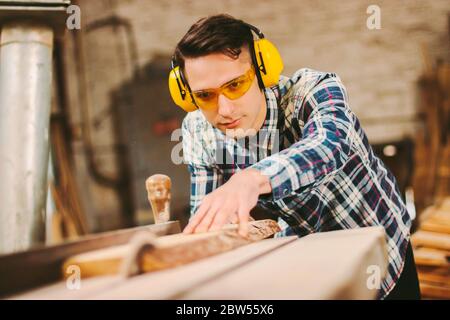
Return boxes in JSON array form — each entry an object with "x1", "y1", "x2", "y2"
[{"x1": 168, "y1": 23, "x2": 284, "y2": 112}]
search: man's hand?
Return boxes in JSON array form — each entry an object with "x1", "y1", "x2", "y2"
[{"x1": 183, "y1": 169, "x2": 271, "y2": 237}]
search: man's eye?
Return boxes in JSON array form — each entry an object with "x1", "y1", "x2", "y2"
[
  {"x1": 228, "y1": 80, "x2": 244, "y2": 90},
  {"x1": 195, "y1": 92, "x2": 214, "y2": 100}
]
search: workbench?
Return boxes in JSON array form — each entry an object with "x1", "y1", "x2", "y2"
[{"x1": 8, "y1": 226, "x2": 387, "y2": 300}]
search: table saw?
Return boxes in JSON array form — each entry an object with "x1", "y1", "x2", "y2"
[
  {"x1": 1, "y1": 174, "x2": 388, "y2": 299},
  {"x1": 3, "y1": 223, "x2": 387, "y2": 300}
]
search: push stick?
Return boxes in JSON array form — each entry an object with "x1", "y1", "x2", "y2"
[{"x1": 146, "y1": 174, "x2": 171, "y2": 224}]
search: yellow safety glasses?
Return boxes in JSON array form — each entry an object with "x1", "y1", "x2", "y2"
[{"x1": 191, "y1": 67, "x2": 256, "y2": 110}]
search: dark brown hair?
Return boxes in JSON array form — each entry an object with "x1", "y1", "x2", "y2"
[{"x1": 173, "y1": 14, "x2": 254, "y2": 71}]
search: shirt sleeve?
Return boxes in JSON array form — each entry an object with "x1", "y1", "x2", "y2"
[
  {"x1": 182, "y1": 114, "x2": 223, "y2": 216},
  {"x1": 186, "y1": 163, "x2": 223, "y2": 217},
  {"x1": 251, "y1": 73, "x2": 355, "y2": 201}
]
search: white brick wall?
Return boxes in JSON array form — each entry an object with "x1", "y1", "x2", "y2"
[
  {"x1": 66, "y1": 0, "x2": 449, "y2": 230},
  {"x1": 77, "y1": 0, "x2": 449, "y2": 143}
]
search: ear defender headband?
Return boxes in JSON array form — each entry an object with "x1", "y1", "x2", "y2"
[{"x1": 168, "y1": 23, "x2": 284, "y2": 112}]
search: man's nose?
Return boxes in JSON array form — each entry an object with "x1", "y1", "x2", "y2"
[{"x1": 217, "y1": 94, "x2": 234, "y2": 117}]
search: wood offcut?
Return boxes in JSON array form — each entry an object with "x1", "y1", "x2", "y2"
[{"x1": 62, "y1": 219, "x2": 281, "y2": 279}]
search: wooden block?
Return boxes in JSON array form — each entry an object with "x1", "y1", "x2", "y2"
[
  {"x1": 440, "y1": 197, "x2": 450, "y2": 211},
  {"x1": 62, "y1": 220, "x2": 280, "y2": 279},
  {"x1": 418, "y1": 271, "x2": 450, "y2": 288},
  {"x1": 426, "y1": 212, "x2": 450, "y2": 222},
  {"x1": 417, "y1": 265, "x2": 450, "y2": 277},
  {"x1": 417, "y1": 265, "x2": 450, "y2": 288},
  {"x1": 419, "y1": 282, "x2": 450, "y2": 299},
  {"x1": 411, "y1": 231, "x2": 450, "y2": 251},
  {"x1": 413, "y1": 247, "x2": 450, "y2": 267},
  {"x1": 421, "y1": 221, "x2": 450, "y2": 234},
  {"x1": 419, "y1": 205, "x2": 450, "y2": 226},
  {"x1": 10, "y1": 237, "x2": 296, "y2": 300}
]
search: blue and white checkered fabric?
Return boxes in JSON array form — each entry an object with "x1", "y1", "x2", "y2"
[{"x1": 181, "y1": 68, "x2": 412, "y2": 298}]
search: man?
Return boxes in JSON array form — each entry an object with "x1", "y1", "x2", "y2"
[{"x1": 170, "y1": 14, "x2": 420, "y2": 299}]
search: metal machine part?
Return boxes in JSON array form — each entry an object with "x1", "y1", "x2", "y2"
[{"x1": 0, "y1": 0, "x2": 69, "y2": 254}]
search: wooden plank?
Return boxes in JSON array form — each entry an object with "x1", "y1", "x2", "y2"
[
  {"x1": 418, "y1": 271, "x2": 450, "y2": 287},
  {"x1": 10, "y1": 227, "x2": 387, "y2": 300},
  {"x1": 411, "y1": 230, "x2": 450, "y2": 251},
  {"x1": 181, "y1": 227, "x2": 387, "y2": 300},
  {"x1": 420, "y1": 282, "x2": 450, "y2": 299},
  {"x1": 413, "y1": 247, "x2": 450, "y2": 267},
  {"x1": 417, "y1": 265, "x2": 450, "y2": 278},
  {"x1": 62, "y1": 220, "x2": 280, "y2": 279},
  {"x1": 10, "y1": 237, "x2": 297, "y2": 300},
  {"x1": 50, "y1": 118, "x2": 88, "y2": 239},
  {"x1": 0, "y1": 221, "x2": 180, "y2": 297},
  {"x1": 415, "y1": 201, "x2": 450, "y2": 235},
  {"x1": 424, "y1": 211, "x2": 450, "y2": 222},
  {"x1": 421, "y1": 221, "x2": 450, "y2": 234}
]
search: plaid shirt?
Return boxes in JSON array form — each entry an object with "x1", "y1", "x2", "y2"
[{"x1": 181, "y1": 68, "x2": 412, "y2": 299}]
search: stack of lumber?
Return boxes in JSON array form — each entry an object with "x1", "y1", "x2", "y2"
[
  {"x1": 411, "y1": 16, "x2": 450, "y2": 300},
  {"x1": 412, "y1": 197, "x2": 450, "y2": 299},
  {"x1": 413, "y1": 37, "x2": 450, "y2": 214}
]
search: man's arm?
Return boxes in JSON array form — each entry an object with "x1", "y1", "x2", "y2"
[
  {"x1": 184, "y1": 73, "x2": 355, "y2": 235},
  {"x1": 251, "y1": 73, "x2": 354, "y2": 200}
]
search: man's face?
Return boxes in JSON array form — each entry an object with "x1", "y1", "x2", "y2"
[{"x1": 184, "y1": 47, "x2": 267, "y2": 138}]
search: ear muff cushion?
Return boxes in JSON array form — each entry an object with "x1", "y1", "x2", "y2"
[
  {"x1": 168, "y1": 66, "x2": 197, "y2": 112},
  {"x1": 253, "y1": 38, "x2": 284, "y2": 88}
]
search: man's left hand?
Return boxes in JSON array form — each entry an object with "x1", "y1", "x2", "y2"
[{"x1": 183, "y1": 169, "x2": 271, "y2": 237}]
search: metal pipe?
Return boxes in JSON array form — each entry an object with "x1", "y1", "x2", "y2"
[{"x1": 0, "y1": 21, "x2": 54, "y2": 254}]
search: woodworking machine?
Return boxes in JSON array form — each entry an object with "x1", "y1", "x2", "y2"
[{"x1": 0, "y1": 174, "x2": 389, "y2": 300}]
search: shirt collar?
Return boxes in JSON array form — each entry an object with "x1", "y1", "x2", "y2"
[{"x1": 260, "y1": 85, "x2": 280, "y2": 133}]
